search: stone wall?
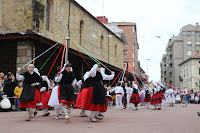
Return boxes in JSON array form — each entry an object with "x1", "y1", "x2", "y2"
[
  {"x1": 1, "y1": 0, "x2": 124, "y2": 69},
  {"x1": 16, "y1": 40, "x2": 35, "y2": 72}
]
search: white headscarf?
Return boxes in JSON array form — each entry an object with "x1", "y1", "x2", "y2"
[
  {"x1": 133, "y1": 84, "x2": 138, "y2": 89},
  {"x1": 41, "y1": 75, "x2": 50, "y2": 89},
  {"x1": 33, "y1": 68, "x2": 40, "y2": 76}
]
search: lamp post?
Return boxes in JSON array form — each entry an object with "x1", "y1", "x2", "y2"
[{"x1": 147, "y1": 59, "x2": 150, "y2": 77}]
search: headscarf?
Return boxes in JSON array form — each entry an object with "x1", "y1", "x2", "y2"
[{"x1": 41, "y1": 75, "x2": 50, "y2": 89}]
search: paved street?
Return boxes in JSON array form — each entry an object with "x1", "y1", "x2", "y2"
[{"x1": 0, "y1": 104, "x2": 199, "y2": 133}]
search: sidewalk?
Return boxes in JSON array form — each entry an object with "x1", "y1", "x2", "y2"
[{"x1": 0, "y1": 104, "x2": 199, "y2": 133}]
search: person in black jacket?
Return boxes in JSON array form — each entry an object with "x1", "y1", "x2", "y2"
[{"x1": 4, "y1": 72, "x2": 17, "y2": 110}]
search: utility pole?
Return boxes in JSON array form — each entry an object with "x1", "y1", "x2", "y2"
[
  {"x1": 65, "y1": 37, "x2": 70, "y2": 63},
  {"x1": 147, "y1": 59, "x2": 150, "y2": 80},
  {"x1": 126, "y1": 61, "x2": 129, "y2": 83}
]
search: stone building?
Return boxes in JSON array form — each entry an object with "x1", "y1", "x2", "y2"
[
  {"x1": 161, "y1": 24, "x2": 200, "y2": 90},
  {"x1": 178, "y1": 55, "x2": 200, "y2": 92},
  {"x1": 0, "y1": 0, "x2": 124, "y2": 81}
]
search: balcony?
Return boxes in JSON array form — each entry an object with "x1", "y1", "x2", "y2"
[
  {"x1": 169, "y1": 60, "x2": 172, "y2": 64},
  {"x1": 169, "y1": 51, "x2": 172, "y2": 56}
]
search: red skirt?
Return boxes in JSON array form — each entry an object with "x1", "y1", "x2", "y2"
[
  {"x1": 130, "y1": 93, "x2": 140, "y2": 103},
  {"x1": 106, "y1": 96, "x2": 112, "y2": 102},
  {"x1": 144, "y1": 94, "x2": 151, "y2": 102},
  {"x1": 19, "y1": 88, "x2": 38, "y2": 108},
  {"x1": 75, "y1": 88, "x2": 89, "y2": 109},
  {"x1": 159, "y1": 91, "x2": 165, "y2": 100},
  {"x1": 39, "y1": 91, "x2": 50, "y2": 109},
  {"x1": 35, "y1": 88, "x2": 41, "y2": 104},
  {"x1": 150, "y1": 93, "x2": 159, "y2": 105},
  {"x1": 83, "y1": 87, "x2": 107, "y2": 112},
  {"x1": 58, "y1": 85, "x2": 74, "y2": 105}
]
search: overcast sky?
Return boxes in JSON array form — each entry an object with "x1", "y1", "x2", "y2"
[{"x1": 76, "y1": 0, "x2": 200, "y2": 82}]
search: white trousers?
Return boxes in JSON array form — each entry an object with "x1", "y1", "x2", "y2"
[
  {"x1": 162, "y1": 99, "x2": 166, "y2": 106},
  {"x1": 55, "y1": 104, "x2": 62, "y2": 116},
  {"x1": 116, "y1": 95, "x2": 123, "y2": 109},
  {"x1": 147, "y1": 102, "x2": 151, "y2": 108},
  {"x1": 184, "y1": 102, "x2": 188, "y2": 107},
  {"x1": 126, "y1": 94, "x2": 131, "y2": 109}
]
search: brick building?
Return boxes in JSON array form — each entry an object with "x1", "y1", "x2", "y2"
[
  {"x1": 0, "y1": 0, "x2": 125, "y2": 82},
  {"x1": 97, "y1": 16, "x2": 147, "y2": 84}
]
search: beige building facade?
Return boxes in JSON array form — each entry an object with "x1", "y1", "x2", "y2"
[
  {"x1": 179, "y1": 55, "x2": 200, "y2": 92},
  {"x1": 161, "y1": 24, "x2": 200, "y2": 90}
]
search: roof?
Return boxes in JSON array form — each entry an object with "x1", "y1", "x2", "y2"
[
  {"x1": 107, "y1": 22, "x2": 136, "y2": 26},
  {"x1": 0, "y1": 32, "x2": 125, "y2": 72},
  {"x1": 178, "y1": 55, "x2": 200, "y2": 66}
]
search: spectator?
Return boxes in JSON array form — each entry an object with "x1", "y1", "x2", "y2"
[
  {"x1": 190, "y1": 90, "x2": 194, "y2": 104},
  {"x1": 3, "y1": 72, "x2": 17, "y2": 110},
  {"x1": 14, "y1": 81, "x2": 23, "y2": 111},
  {"x1": 194, "y1": 92, "x2": 199, "y2": 104},
  {"x1": 0, "y1": 72, "x2": 4, "y2": 92}
]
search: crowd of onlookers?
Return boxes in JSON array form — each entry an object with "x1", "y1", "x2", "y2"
[{"x1": 0, "y1": 72, "x2": 55, "y2": 111}]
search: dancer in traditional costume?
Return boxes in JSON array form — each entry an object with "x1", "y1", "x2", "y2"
[
  {"x1": 157, "y1": 82, "x2": 165, "y2": 110},
  {"x1": 130, "y1": 84, "x2": 140, "y2": 110},
  {"x1": 111, "y1": 82, "x2": 124, "y2": 110},
  {"x1": 83, "y1": 64, "x2": 115, "y2": 122},
  {"x1": 106, "y1": 86, "x2": 113, "y2": 108},
  {"x1": 48, "y1": 63, "x2": 77, "y2": 122},
  {"x1": 16, "y1": 64, "x2": 42, "y2": 121},
  {"x1": 144, "y1": 85, "x2": 151, "y2": 109},
  {"x1": 125, "y1": 83, "x2": 133, "y2": 109},
  {"x1": 166, "y1": 88, "x2": 175, "y2": 107},
  {"x1": 75, "y1": 71, "x2": 91, "y2": 117},
  {"x1": 182, "y1": 88, "x2": 189, "y2": 107},
  {"x1": 150, "y1": 83, "x2": 159, "y2": 110},
  {"x1": 54, "y1": 63, "x2": 77, "y2": 122},
  {"x1": 38, "y1": 76, "x2": 51, "y2": 116},
  {"x1": 140, "y1": 88, "x2": 145, "y2": 106}
]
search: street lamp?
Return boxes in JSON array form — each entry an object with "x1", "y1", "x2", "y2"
[{"x1": 147, "y1": 59, "x2": 150, "y2": 78}]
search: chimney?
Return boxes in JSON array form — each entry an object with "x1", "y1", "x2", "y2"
[
  {"x1": 97, "y1": 16, "x2": 108, "y2": 24},
  {"x1": 196, "y1": 22, "x2": 200, "y2": 27}
]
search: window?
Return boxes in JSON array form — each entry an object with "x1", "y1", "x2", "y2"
[
  {"x1": 199, "y1": 68, "x2": 200, "y2": 75},
  {"x1": 196, "y1": 32, "x2": 200, "y2": 37},
  {"x1": 187, "y1": 51, "x2": 192, "y2": 56},
  {"x1": 187, "y1": 41, "x2": 192, "y2": 46},
  {"x1": 133, "y1": 52, "x2": 135, "y2": 58},
  {"x1": 123, "y1": 51, "x2": 128, "y2": 55},
  {"x1": 46, "y1": 1, "x2": 50, "y2": 30},
  {"x1": 80, "y1": 20, "x2": 84, "y2": 45},
  {"x1": 100, "y1": 35, "x2": 104, "y2": 48},
  {"x1": 186, "y1": 32, "x2": 191, "y2": 37},
  {"x1": 133, "y1": 35, "x2": 135, "y2": 42},
  {"x1": 133, "y1": 61, "x2": 135, "y2": 67},
  {"x1": 133, "y1": 44, "x2": 135, "y2": 50},
  {"x1": 133, "y1": 26, "x2": 135, "y2": 33},
  {"x1": 196, "y1": 41, "x2": 200, "y2": 45},
  {"x1": 115, "y1": 45, "x2": 117, "y2": 55}
]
